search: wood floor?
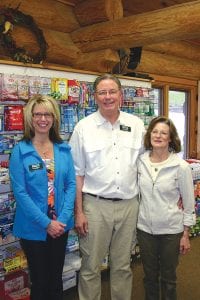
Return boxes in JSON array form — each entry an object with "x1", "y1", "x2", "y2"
[{"x1": 63, "y1": 237, "x2": 200, "y2": 300}]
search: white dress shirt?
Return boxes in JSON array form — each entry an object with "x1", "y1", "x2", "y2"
[{"x1": 70, "y1": 110, "x2": 145, "y2": 199}]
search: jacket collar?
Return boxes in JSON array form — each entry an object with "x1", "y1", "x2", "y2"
[
  {"x1": 19, "y1": 140, "x2": 70, "y2": 155},
  {"x1": 139, "y1": 151, "x2": 182, "y2": 168}
]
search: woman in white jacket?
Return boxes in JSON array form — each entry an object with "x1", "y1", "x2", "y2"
[{"x1": 137, "y1": 116, "x2": 196, "y2": 300}]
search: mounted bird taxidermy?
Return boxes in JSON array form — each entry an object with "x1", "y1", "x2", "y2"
[
  {"x1": 112, "y1": 47, "x2": 142, "y2": 75},
  {"x1": 0, "y1": 6, "x2": 47, "y2": 64}
]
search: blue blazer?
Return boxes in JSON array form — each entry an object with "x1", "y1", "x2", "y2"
[{"x1": 9, "y1": 140, "x2": 76, "y2": 241}]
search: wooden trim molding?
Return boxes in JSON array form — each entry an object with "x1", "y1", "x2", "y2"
[
  {"x1": 152, "y1": 74, "x2": 198, "y2": 159},
  {"x1": 197, "y1": 82, "x2": 200, "y2": 159}
]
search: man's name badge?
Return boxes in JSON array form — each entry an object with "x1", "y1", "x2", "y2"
[{"x1": 120, "y1": 124, "x2": 131, "y2": 132}]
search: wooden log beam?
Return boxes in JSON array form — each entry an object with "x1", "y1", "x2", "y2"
[
  {"x1": 0, "y1": 26, "x2": 119, "y2": 71},
  {"x1": 71, "y1": 0, "x2": 200, "y2": 52},
  {"x1": 74, "y1": 49, "x2": 120, "y2": 72},
  {"x1": 144, "y1": 41, "x2": 200, "y2": 62},
  {"x1": 74, "y1": 0, "x2": 123, "y2": 26},
  {"x1": 0, "y1": 0, "x2": 80, "y2": 33},
  {"x1": 128, "y1": 50, "x2": 200, "y2": 80},
  {"x1": 5, "y1": 26, "x2": 81, "y2": 65}
]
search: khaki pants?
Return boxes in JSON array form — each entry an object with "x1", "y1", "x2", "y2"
[{"x1": 78, "y1": 194, "x2": 139, "y2": 300}]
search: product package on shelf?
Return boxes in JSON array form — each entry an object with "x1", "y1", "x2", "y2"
[
  {"x1": 5, "y1": 287, "x2": 30, "y2": 300},
  {"x1": 63, "y1": 251, "x2": 81, "y2": 273},
  {"x1": 0, "y1": 213, "x2": 15, "y2": 246},
  {"x1": 0, "y1": 154, "x2": 11, "y2": 194},
  {"x1": 121, "y1": 86, "x2": 155, "y2": 127},
  {"x1": 40, "y1": 77, "x2": 52, "y2": 96},
  {"x1": 4, "y1": 106, "x2": 24, "y2": 132},
  {"x1": 1, "y1": 74, "x2": 18, "y2": 102},
  {"x1": 16, "y1": 76, "x2": 29, "y2": 102},
  {"x1": 186, "y1": 159, "x2": 200, "y2": 236},
  {"x1": 28, "y1": 76, "x2": 41, "y2": 98},
  {"x1": 51, "y1": 78, "x2": 68, "y2": 101},
  {"x1": 0, "y1": 193, "x2": 16, "y2": 216},
  {"x1": 66, "y1": 229, "x2": 79, "y2": 253},
  {"x1": 0, "y1": 135, "x2": 22, "y2": 154},
  {"x1": 3, "y1": 243, "x2": 28, "y2": 273},
  {"x1": 0, "y1": 269, "x2": 29, "y2": 300},
  {"x1": 62, "y1": 269, "x2": 77, "y2": 291},
  {"x1": 68, "y1": 79, "x2": 80, "y2": 105}
]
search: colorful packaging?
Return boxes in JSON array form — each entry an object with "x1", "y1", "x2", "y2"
[
  {"x1": 4, "y1": 106, "x2": 24, "y2": 131},
  {"x1": 29, "y1": 76, "x2": 41, "y2": 97},
  {"x1": 51, "y1": 78, "x2": 68, "y2": 101},
  {"x1": 0, "y1": 270, "x2": 29, "y2": 299},
  {"x1": 17, "y1": 76, "x2": 29, "y2": 101},
  {"x1": 68, "y1": 79, "x2": 80, "y2": 104},
  {"x1": 40, "y1": 77, "x2": 52, "y2": 95},
  {"x1": 1, "y1": 75, "x2": 18, "y2": 101}
]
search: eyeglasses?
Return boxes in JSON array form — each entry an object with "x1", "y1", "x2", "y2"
[
  {"x1": 32, "y1": 112, "x2": 53, "y2": 119},
  {"x1": 95, "y1": 89, "x2": 119, "y2": 96}
]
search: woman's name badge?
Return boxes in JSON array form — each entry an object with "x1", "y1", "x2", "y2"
[{"x1": 29, "y1": 163, "x2": 43, "y2": 171}]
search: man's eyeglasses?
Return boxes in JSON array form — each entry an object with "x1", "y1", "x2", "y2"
[
  {"x1": 95, "y1": 89, "x2": 119, "y2": 97},
  {"x1": 32, "y1": 112, "x2": 53, "y2": 119}
]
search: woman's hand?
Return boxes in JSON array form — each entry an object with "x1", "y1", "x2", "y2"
[
  {"x1": 180, "y1": 229, "x2": 191, "y2": 255},
  {"x1": 47, "y1": 220, "x2": 66, "y2": 238}
]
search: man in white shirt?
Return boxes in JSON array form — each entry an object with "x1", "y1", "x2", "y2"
[{"x1": 70, "y1": 74, "x2": 145, "y2": 300}]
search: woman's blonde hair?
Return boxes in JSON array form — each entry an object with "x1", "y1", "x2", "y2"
[{"x1": 23, "y1": 94, "x2": 62, "y2": 143}]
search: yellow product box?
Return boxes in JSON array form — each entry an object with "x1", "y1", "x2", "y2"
[{"x1": 3, "y1": 255, "x2": 21, "y2": 273}]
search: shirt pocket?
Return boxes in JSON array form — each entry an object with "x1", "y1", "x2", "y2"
[
  {"x1": 120, "y1": 134, "x2": 142, "y2": 169},
  {"x1": 84, "y1": 141, "x2": 108, "y2": 169}
]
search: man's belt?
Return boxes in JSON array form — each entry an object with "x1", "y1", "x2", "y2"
[{"x1": 85, "y1": 193, "x2": 123, "y2": 201}]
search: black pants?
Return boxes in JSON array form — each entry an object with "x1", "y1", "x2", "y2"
[
  {"x1": 21, "y1": 232, "x2": 68, "y2": 300},
  {"x1": 137, "y1": 229, "x2": 182, "y2": 300}
]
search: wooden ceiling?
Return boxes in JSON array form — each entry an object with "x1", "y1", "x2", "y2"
[{"x1": 0, "y1": 0, "x2": 200, "y2": 80}]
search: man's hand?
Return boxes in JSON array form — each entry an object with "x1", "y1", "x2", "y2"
[{"x1": 75, "y1": 211, "x2": 88, "y2": 236}]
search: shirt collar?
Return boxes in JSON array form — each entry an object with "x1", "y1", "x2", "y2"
[{"x1": 95, "y1": 109, "x2": 122, "y2": 126}]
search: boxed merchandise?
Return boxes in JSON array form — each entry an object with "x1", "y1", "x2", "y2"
[
  {"x1": 0, "y1": 270, "x2": 29, "y2": 300},
  {"x1": 1, "y1": 74, "x2": 18, "y2": 102},
  {"x1": 63, "y1": 251, "x2": 81, "y2": 272},
  {"x1": 3, "y1": 248, "x2": 28, "y2": 273},
  {"x1": 68, "y1": 79, "x2": 80, "y2": 104},
  {"x1": 0, "y1": 193, "x2": 16, "y2": 215},
  {"x1": 62, "y1": 269, "x2": 76, "y2": 291},
  {"x1": 4, "y1": 106, "x2": 24, "y2": 131},
  {"x1": 6, "y1": 287, "x2": 30, "y2": 300},
  {"x1": 66, "y1": 229, "x2": 79, "y2": 252}
]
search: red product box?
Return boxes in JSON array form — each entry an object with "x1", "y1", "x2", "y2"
[
  {"x1": 68, "y1": 79, "x2": 80, "y2": 104},
  {"x1": 0, "y1": 270, "x2": 29, "y2": 300},
  {"x1": 4, "y1": 106, "x2": 24, "y2": 131},
  {"x1": 6, "y1": 287, "x2": 30, "y2": 300}
]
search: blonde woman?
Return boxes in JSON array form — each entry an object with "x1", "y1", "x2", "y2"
[{"x1": 9, "y1": 95, "x2": 76, "y2": 300}]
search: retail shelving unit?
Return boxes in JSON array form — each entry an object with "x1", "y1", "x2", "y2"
[{"x1": 186, "y1": 159, "x2": 200, "y2": 237}]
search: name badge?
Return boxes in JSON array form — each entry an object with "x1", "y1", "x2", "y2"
[
  {"x1": 29, "y1": 163, "x2": 43, "y2": 171},
  {"x1": 120, "y1": 124, "x2": 131, "y2": 132}
]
